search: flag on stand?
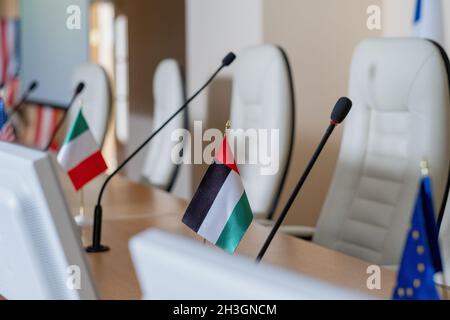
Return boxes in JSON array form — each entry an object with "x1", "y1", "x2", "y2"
[
  {"x1": 6, "y1": 76, "x2": 19, "y2": 107},
  {"x1": 57, "y1": 109, "x2": 107, "y2": 191},
  {"x1": 392, "y1": 174, "x2": 443, "y2": 300},
  {"x1": 182, "y1": 136, "x2": 253, "y2": 254},
  {"x1": 0, "y1": 96, "x2": 7, "y2": 129},
  {"x1": 0, "y1": 19, "x2": 9, "y2": 85},
  {"x1": 413, "y1": 0, "x2": 444, "y2": 46},
  {"x1": 0, "y1": 18, "x2": 20, "y2": 86},
  {"x1": 5, "y1": 19, "x2": 20, "y2": 82},
  {"x1": 33, "y1": 105, "x2": 62, "y2": 150},
  {"x1": 0, "y1": 96, "x2": 14, "y2": 142}
]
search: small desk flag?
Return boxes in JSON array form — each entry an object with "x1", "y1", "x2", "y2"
[
  {"x1": 0, "y1": 97, "x2": 8, "y2": 129},
  {"x1": 0, "y1": 97, "x2": 14, "y2": 142},
  {"x1": 34, "y1": 105, "x2": 62, "y2": 150},
  {"x1": 182, "y1": 136, "x2": 253, "y2": 253},
  {"x1": 393, "y1": 175, "x2": 443, "y2": 300},
  {"x1": 57, "y1": 109, "x2": 107, "y2": 191},
  {"x1": 413, "y1": 0, "x2": 444, "y2": 46}
]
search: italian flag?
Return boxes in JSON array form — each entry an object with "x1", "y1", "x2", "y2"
[
  {"x1": 57, "y1": 110, "x2": 108, "y2": 191},
  {"x1": 182, "y1": 136, "x2": 253, "y2": 253}
]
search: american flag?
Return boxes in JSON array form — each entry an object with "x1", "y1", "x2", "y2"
[
  {"x1": 0, "y1": 18, "x2": 21, "y2": 107},
  {"x1": 33, "y1": 105, "x2": 62, "y2": 150}
]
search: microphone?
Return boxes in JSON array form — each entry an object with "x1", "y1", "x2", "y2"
[
  {"x1": 222, "y1": 52, "x2": 236, "y2": 66},
  {"x1": 256, "y1": 97, "x2": 353, "y2": 263},
  {"x1": 44, "y1": 82, "x2": 85, "y2": 151},
  {"x1": 7, "y1": 81, "x2": 39, "y2": 119},
  {"x1": 86, "y1": 52, "x2": 237, "y2": 253}
]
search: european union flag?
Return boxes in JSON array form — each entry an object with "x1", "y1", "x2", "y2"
[
  {"x1": 393, "y1": 175, "x2": 443, "y2": 300},
  {"x1": 0, "y1": 98, "x2": 8, "y2": 129}
]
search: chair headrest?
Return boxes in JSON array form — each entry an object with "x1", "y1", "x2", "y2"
[{"x1": 350, "y1": 38, "x2": 446, "y2": 112}]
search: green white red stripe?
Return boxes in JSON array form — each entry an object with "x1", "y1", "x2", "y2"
[
  {"x1": 57, "y1": 110, "x2": 107, "y2": 191},
  {"x1": 182, "y1": 136, "x2": 253, "y2": 253}
]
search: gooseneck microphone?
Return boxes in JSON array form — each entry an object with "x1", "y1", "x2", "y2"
[
  {"x1": 7, "y1": 81, "x2": 39, "y2": 119},
  {"x1": 256, "y1": 97, "x2": 352, "y2": 263},
  {"x1": 44, "y1": 82, "x2": 85, "y2": 151},
  {"x1": 86, "y1": 52, "x2": 237, "y2": 253}
]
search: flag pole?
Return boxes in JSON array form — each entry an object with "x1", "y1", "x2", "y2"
[
  {"x1": 80, "y1": 187, "x2": 85, "y2": 217},
  {"x1": 74, "y1": 187, "x2": 91, "y2": 226},
  {"x1": 421, "y1": 160, "x2": 449, "y2": 300}
]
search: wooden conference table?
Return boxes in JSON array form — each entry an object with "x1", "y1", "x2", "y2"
[
  {"x1": 0, "y1": 173, "x2": 396, "y2": 300},
  {"x1": 59, "y1": 174, "x2": 397, "y2": 300}
]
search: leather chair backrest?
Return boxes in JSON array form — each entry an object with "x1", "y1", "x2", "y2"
[
  {"x1": 141, "y1": 59, "x2": 186, "y2": 191},
  {"x1": 70, "y1": 63, "x2": 111, "y2": 146},
  {"x1": 314, "y1": 38, "x2": 450, "y2": 266},
  {"x1": 230, "y1": 45, "x2": 295, "y2": 218}
]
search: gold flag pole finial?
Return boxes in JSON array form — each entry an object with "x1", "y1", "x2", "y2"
[
  {"x1": 225, "y1": 120, "x2": 232, "y2": 137},
  {"x1": 225, "y1": 120, "x2": 231, "y2": 132},
  {"x1": 420, "y1": 160, "x2": 430, "y2": 177},
  {"x1": 79, "y1": 98, "x2": 84, "y2": 110}
]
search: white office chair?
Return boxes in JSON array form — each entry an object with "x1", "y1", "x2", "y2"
[
  {"x1": 281, "y1": 38, "x2": 450, "y2": 266},
  {"x1": 69, "y1": 63, "x2": 112, "y2": 146},
  {"x1": 229, "y1": 45, "x2": 295, "y2": 219},
  {"x1": 140, "y1": 59, "x2": 186, "y2": 192},
  {"x1": 435, "y1": 43, "x2": 450, "y2": 286}
]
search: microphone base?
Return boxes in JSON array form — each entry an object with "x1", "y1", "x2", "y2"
[{"x1": 85, "y1": 244, "x2": 110, "y2": 253}]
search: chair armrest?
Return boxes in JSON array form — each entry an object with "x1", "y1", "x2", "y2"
[
  {"x1": 381, "y1": 265, "x2": 399, "y2": 272},
  {"x1": 255, "y1": 218, "x2": 275, "y2": 227},
  {"x1": 278, "y1": 225, "x2": 316, "y2": 239},
  {"x1": 255, "y1": 219, "x2": 316, "y2": 240}
]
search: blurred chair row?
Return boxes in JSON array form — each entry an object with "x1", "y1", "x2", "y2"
[{"x1": 74, "y1": 38, "x2": 450, "y2": 268}]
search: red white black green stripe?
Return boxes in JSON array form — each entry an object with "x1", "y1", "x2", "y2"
[
  {"x1": 182, "y1": 136, "x2": 253, "y2": 253},
  {"x1": 57, "y1": 110, "x2": 107, "y2": 191}
]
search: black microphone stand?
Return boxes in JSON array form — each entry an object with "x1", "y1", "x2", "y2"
[
  {"x1": 256, "y1": 123, "x2": 336, "y2": 262},
  {"x1": 7, "y1": 81, "x2": 38, "y2": 119},
  {"x1": 256, "y1": 98, "x2": 352, "y2": 263},
  {"x1": 86, "y1": 52, "x2": 237, "y2": 253}
]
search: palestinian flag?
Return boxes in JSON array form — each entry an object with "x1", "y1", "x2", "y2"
[
  {"x1": 182, "y1": 136, "x2": 253, "y2": 253},
  {"x1": 57, "y1": 109, "x2": 107, "y2": 191}
]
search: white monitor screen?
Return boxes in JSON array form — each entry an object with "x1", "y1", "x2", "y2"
[
  {"x1": 20, "y1": 0, "x2": 90, "y2": 107},
  {"x1": 130, "y1": 229, "x2": 376, "y2": 300},
  {"x1": 0, "y1": 142, "x2": 97, "y2": 299}
]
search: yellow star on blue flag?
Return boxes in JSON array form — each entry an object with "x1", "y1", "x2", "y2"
[{"x1": 393, "y1": 175, "x2": 443, "y2": 300}]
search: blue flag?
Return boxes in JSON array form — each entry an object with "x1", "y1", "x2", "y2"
[
  {"x1": 393, "y1": 176, "x2": 443, "y2": 300},
  {"x1": 413, "y1": 0, "x2": 444, "y2": 45},
  {"x1": 0, "y1": 98, "x2": 8, "y2": 130}
]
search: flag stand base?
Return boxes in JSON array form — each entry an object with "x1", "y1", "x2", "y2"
[
  {"x1": 86, "y1": 245, "x2": 110, "y2": 253},
  {"x1": 75, "y1": 214, "x2": 93, "y2": 227}
]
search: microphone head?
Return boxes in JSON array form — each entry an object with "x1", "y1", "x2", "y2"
[
  {"x1": 222, "y1": 52, "x2": 236, "y2": 66},
  {"x1": 75, "y1": 82, "x2": 85, "y2": 95},
  {"x1": 29, "y1": 81, "x2": 38, "y2": 92},
  {"x1": 331, "y1": 97, "x2": 352, "y2": 124}
]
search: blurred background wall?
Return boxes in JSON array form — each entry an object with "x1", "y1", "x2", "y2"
[
  {"x1": 0, "y1": 0, "x2": 18, "y2": 17},
  {"x1": 114, "y1": 0, "x2": 186, "y2": 194},
  {"x1": 184, "y1": 0, "x2": 264, "y2": 200},
  {"x1": 262, "y1": 0, "x2": 383, "y2": 226}
]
